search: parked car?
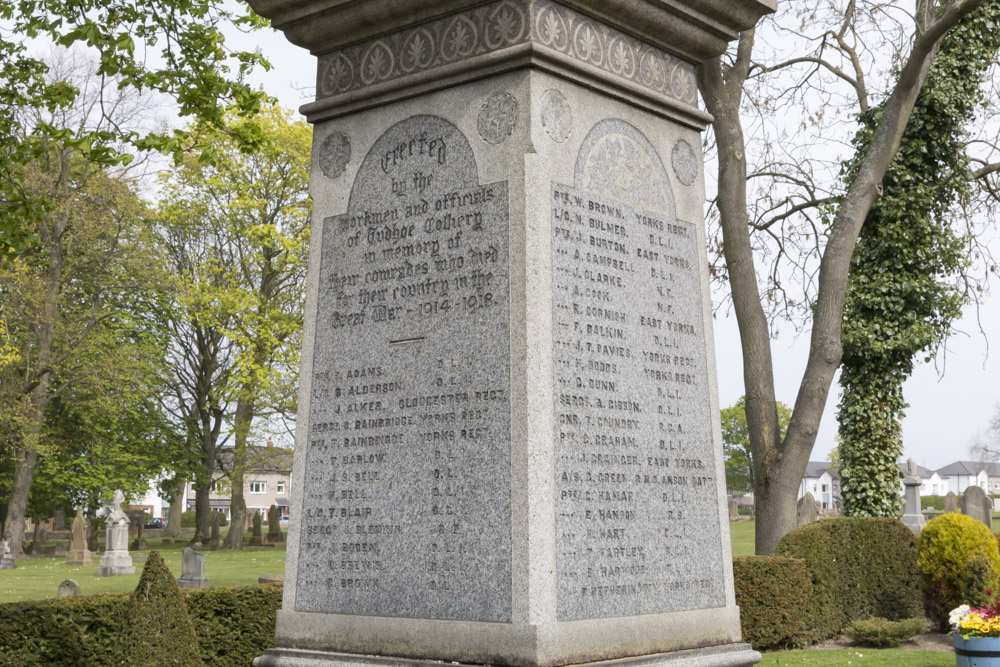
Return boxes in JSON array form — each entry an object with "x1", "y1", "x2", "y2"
[
  {"x1": 279, "y1": 515, "x2": 289, "y2": 527},
  {"x1": 144, "y1": 517, "x2": 166, "y2": 529}
]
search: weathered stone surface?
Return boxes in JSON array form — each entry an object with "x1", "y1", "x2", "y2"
[
  {"x1": 208, "y1": 511, "x2": 222, "y2": 550},
  {"x1": 96, "y1": 490, "x2": 135, "y2": 577},
  {"x1": 177, "y1": 547, "x2": 210, "y2": 589},
  {"x1": 728, "y1": 499, "x2": 739, "y2": 521},
  {"x1": 259, "y1": 574, "x2": 285, "y2": 585},
  {"x1": 58, "y1": 579, "x2": 81, "y2": 598},
  {"x1": 249, "y1": 511, "x2": 265, "y2": 546},
  {"x1": 796, "y1": 493, "x2": 819, "y2": 527},
  {"x1": 945, "y1": 491, "x2": 958, "y2": 513},
  {"x1": 295, "y1": 114, "x2": 512, "y2": 622},
  {"x1": 248, "y1": 2, "x2": 771, "y2": 667},
  {"x1": 0, "y1": 541, "x2": 15, "y2": 570},
  {"x1": 901, "y1": 459, "x2": 925, "y2": 534},
  {"x1": 267, "y1": 505, "x2": 285, "y2": 543},
  {"x1": 962, "y1": 486, "x2": 993, "y2": 530},
  {"x1": 66, "y1": 507, "x2": 92, "y2": 566}
]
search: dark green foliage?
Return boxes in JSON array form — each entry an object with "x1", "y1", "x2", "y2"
[
  {"x1": 0, "y1": 595, "x2": 126, "y2": 666},
  {"x1": 845, "y1": 617, "x2": 927, "y2": 648},
  {"x1": 0, "y1": 584, "x2": 282, "y2": 666},
  {"x1": 185, "y1": 584, "x2": 283, "y2": 665},
  {"x1": 921, "y1": 495, "x2": 947, "y2": 510},
  {"x1": 837, "y1": 2, "x2": 1000, "y2": 517},
  {"x1": 732, "y1": 556, "x2": 812, "y2": 649},
  {"x1": 120, "y1": 551, "x2": 203, "y2": 666},
  {"x1": 918, "y1": 513, "x2": 1000, "y2": 630},
  {"x1": 963, "y1": 551, "x2": 994, "y2": 609},
  {"x1": 775, "y1": 517, "x2": 922, "y2": 642}
]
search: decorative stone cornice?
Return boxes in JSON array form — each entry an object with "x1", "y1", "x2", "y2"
[{"x1": 246, "y1": 0, "x2": 773, "y2": 123}]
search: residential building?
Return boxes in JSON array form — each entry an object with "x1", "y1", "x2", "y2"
[
  {"x1": 896, "y1": 462, "x2": 947, "y2": 496},
  {"x1": 798, "y1": 461, "x2": 840, "y2": 510},
  {"x1": 935, "y1": 461, "x2": 1000, "y2": 495},
  {"x1": 184, "y1": 444, "x2": 293, "y2": 525}
]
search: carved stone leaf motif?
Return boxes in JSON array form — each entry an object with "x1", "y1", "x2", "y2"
[
  {"x1": 541, "y1": 89, "x2": 572, "y2": 143},
  {"x1": 671, "y1": 140, "x2": 698, "y2": 186}
]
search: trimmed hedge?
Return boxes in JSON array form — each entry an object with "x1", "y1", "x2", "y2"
[
  {"x1": 774, "y1": 516, "x2": 922, "y2": 642},
  {"x1": 0, "y1": 582, "x2": 282, "y2": 667},
  {"x1": 845, "y1": 617, "x2": 927, "y2": 648},
  {"x1": 733, "y1": 556, "x2": 812, "y2": 650}
]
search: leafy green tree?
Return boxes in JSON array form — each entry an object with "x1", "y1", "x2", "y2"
[
  {"x1": 155, "y1": 103, "x2": 310, "y2": 547},
  {"x1": 837, "y1": 2, "x2": 1000, "y2": 517},
  {"x1": 0, "y1": 55, "x2": 170, "y2": 556},
  {"x1": 0, "y1": 0, "x2": 272, "y2": 260},
  {"x1": 721, "y1": 396, "x2": 791, "y2": 496}
]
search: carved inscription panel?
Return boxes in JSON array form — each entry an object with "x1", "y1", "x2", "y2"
[
  {"x1": 553, "y1": 120, "x2": 724, "y2": 620},
  {"x1": 296, "y1": 116, "x2": 511, "y2": 622}
]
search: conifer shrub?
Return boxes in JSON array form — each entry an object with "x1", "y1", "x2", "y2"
[
  {"x1": 184, "y1": 584, "x2": 283, "y2": 665},
  {"x1": 732, "y1": 556, "x2": 812, "y2": 649},
  {"x1": 120, "y1": 550, "x2": 203, "y2": 666},
  {"x1": 845, "y1": 617, "x2": 927, "y2": 648},
  {"x1": 774, "y1": 516, "x2": 922, "y2": 642},
  {"x1": 918, "y1": 513, "x2": 1000, "y2": 630}
]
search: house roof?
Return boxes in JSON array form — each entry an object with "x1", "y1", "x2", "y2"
[
  {"x1": 897, "y1": 462, "x2": 936, "y2": 478},
  {"x1": 214, "y1": 445, "x2": 293, "y2": 475},
  {"x1": 803, "y1": 461, "x2": 838, "y2": 480},
  {"x1": 936, "y1": 461, "x2": 1000, "y2": 477}
]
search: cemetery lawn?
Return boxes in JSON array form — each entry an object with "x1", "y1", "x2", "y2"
[
  {"x1": 759, "y1": 649, "x2": 953, "y2": 666},
  {"x1": 729, "y1": 518, "x2": 755, "y2": 556},
  {"x1": 0, "y1": 538, "x2": 286, "y2": 603}
]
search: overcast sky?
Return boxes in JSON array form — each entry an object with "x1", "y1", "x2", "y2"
[{"x1": 243, "y1": 26, "x2": 1000, "y2": 473}]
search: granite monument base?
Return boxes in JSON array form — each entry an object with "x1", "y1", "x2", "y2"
[
  {"x1": 95, "y1": 551, "x2": 135, "y2": 577},
  {"x1": 254, "y1": 645, "x2": 761, "y2": 667}
]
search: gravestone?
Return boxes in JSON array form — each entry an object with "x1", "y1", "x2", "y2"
[
  {"x1": 267, "y1": 505, "x2": 284, "y2": 543},
  {"x1": 66, "y1": 507, "x2": 92, "y2": 566},
  {"x1": 53, "y1": 508, "x2": 66, "y2": 531},
  {"x1": 729, "y1": 498, "x2": 739, "y2": 521},
  {"x1": 0, "y1": 541, "x2": 15, "y2": 570},
  {"x1": 962, "y1": 486, "x2": 993, "y2": 530},
  {"x1": 58, "y1": 579, "x2": 81, "y2": 598},
  {"x1": 177, "y1": 547, "x2": 210, "y2": 589},
  {"x1": 54, "y1": 543, "x2": 68, "y2": 557},
  {"x1": 259, "y1": 574, "x2": 285, "y2": 585},
  {"x1": 208, "y1": 511, "x2": 222, "y2": 550},
  {"x1": 248, "y1": 511, "x2": 264, "y2": 546},
  {"x1": 96, "y1": 490, "x2": 136, "y2": 577},
  {"x1": 128, "y1": 510, "x2": 147, "y2": 551},
  {"x1": 797, "y1": 493, "x2": 819, "y2": 526},
  {"x1": 945, "y1": 491, "x2": 958, "y2": 513},
  {"x1": 250, "y1": 1, "x2": 773, "y2": 666},
  {"x1": 901, "y1": 458, "x2": 925, "y2": 534}
]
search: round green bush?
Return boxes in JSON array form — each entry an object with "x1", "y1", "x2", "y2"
[
  {"x1": 918, "y1": 513, "x2": 1000, "y2": 630},
  {"x1": 774, "y1": 517, "x2": 922, "y2": 643}
]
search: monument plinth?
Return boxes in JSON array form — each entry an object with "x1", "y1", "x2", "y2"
[{"x1": 251, "y1": 2, "x2": 773, "y2": 666}]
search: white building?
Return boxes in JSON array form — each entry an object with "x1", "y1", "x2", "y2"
[
  {"x1": 798, "y1": 461, "x2": 839, "y2": 510},
  {"x1": 935, "y1": 461, "x2": 1000, "y2": 495}
]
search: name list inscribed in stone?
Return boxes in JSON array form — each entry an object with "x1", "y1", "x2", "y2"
[
  {"x1": 296, "y1": 115, "x2": 511, "y2": 622},
  {"x1": 553, "y1": 120, "x2": 724, "y2": 620}
]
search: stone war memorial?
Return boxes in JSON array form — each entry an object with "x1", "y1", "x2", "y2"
[{"x1": 249, "y1": 1, "x2": 774, "y2": 666}]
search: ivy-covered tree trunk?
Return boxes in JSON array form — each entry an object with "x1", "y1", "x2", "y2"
[{"x1": 838, "y1": 3, "x2": 1000, "y2": 516}]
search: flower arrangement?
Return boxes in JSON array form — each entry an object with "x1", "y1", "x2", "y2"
[{"x1": 950, "y1": 600, "x2": 1000, "y2": 639}]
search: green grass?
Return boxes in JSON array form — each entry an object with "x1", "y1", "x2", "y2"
[
  {"x1": 0, "y1": 537, "x2": 286, "y2": 603},
  {"x1": 730, "y1": 518, "x2": 756, "y2": 556},
  {"x1": 759, "y1": 649, "x2": 953, "y2": 666}
]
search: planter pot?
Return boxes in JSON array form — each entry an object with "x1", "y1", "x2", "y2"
[{"x1": 954, "y1": 633, "x2": 1000, "y2": 666}]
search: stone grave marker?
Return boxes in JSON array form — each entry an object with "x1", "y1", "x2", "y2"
[
  {"x1": 54, "y1": 543, "x2": 68, "y2": 557},
  {"x1": 96, "y1": 490, "x2": 135, "y2": 577},
  {"x1": 66, "y1": 507, "x2": 92, "y2": 566},
  {"x1": 249, "y1": 1, "x2": 773, "y2": 665},
  {"x1": 0, "y1": 541, "x2": 15, "y2": 570},
  {"x1": 177, "y1": 548, "x2": 210, "y2": 589},
  {"x1": 267, "y1": 505, "x2": 284, "y2": 543},
  {"x1": 797, "y1": 492, "x2": 819, "y2": 526},
  {"x1": 58, "y1": 579, "x2": 81, "y2": 598},
  {"x1": 128, "y1": 510, "x2": 147, "y2": 551},
  {"x1": 248, "y1": 510, "x2": 264, "y2": 546},
  {"x1": 729, "y1": 498, "x2": 739, "y2": 521},
  {"x1": 901, "y1": 458, "x2": 925, "y2": 534},
  {"x1": 945, "y1": 491, "x2": 958, "y2": 513},
  {"x1": 962, "y1": 486, "x2": 993, "y2": 530}
]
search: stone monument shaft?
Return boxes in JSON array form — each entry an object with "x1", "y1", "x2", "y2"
[{"x1": 250, "y1": 2, "x2": 773, "y2": 666}]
